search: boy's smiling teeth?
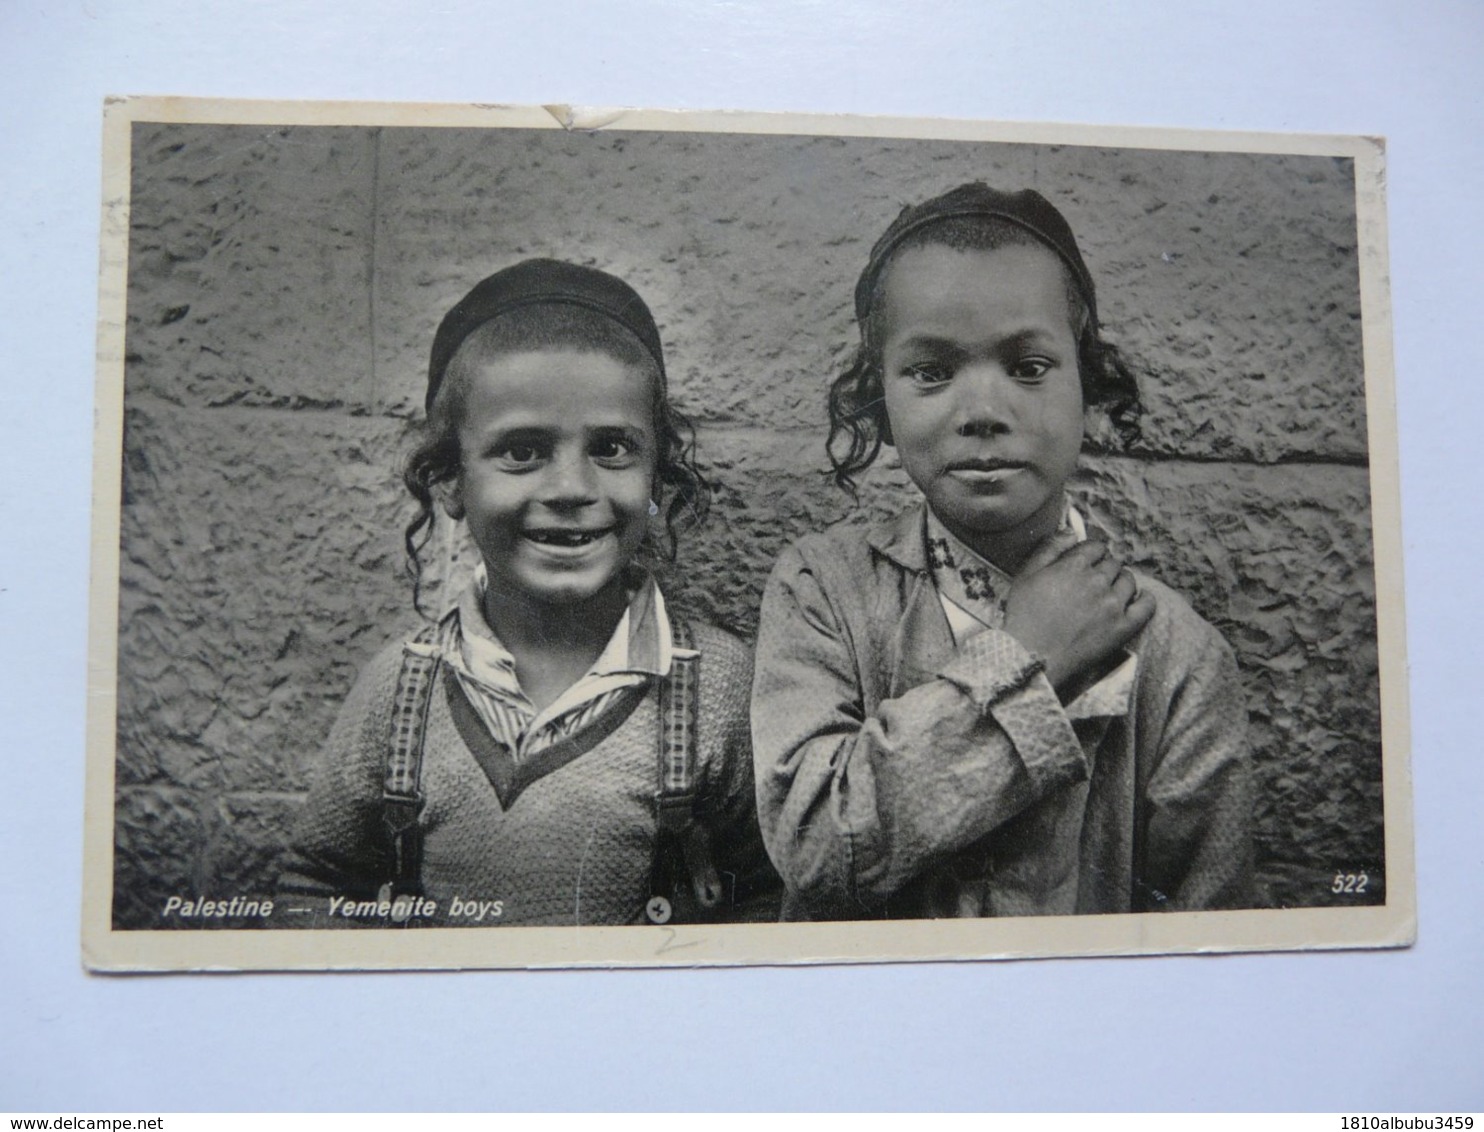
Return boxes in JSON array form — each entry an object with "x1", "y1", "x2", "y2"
[{"x1": 525, "y1": 528, "x2": 608, "y2": 547}]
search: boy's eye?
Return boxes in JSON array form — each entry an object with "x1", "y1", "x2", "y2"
[
  {"x1": 590, "y1": 432, "x2": 644, "y2": 464},
  {"x1": 1010, "y1": 356, "x2": 1055, "y2": 381},
  {"x1": 493, "y1": 439, "x2": 548, "y2": 467},
  {"x1": 903, "y1": 361, "x2": 953, "y2": 386},
  {"x1": 591, "y1": 436, "x2": 632, "y2": 460}
]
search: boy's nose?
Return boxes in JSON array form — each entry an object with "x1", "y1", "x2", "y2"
[
  {"x1": 542, "y1": 452, "x2": 599, "y2": 504},
  {"x1": 954, "y1": 364, "x2": 1012, "y2": 437}
]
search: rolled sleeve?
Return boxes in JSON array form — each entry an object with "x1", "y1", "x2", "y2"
[
  {"x1": 939, "y1": 629, "x2": 1088, "y2": 798},
  {"x1": 752, "y1": 545, "x2": 1089, "y2": 917}
]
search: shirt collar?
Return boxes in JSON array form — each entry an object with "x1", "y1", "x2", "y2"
[
  {"x1": 866, "y1": 503, "x2": 932, "y2": 573},
  {"x1": 925, "y1": 502, "x2": 1081, "y2": 629},
  {"x1": 867, "y1": 497, "x2": 1082, "y2": 578},
  {"x1": 450, "y1": 565, "x2": 675, "y2": 700}
]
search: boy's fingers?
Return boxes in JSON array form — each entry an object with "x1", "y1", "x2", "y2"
[
  {"x1": 1017, "y1": 537, "x2": 1077, "y2": 577},
  {"x1": 1111, "y1": 567, "x2": 1139, "y2": 607},
  {"x1": 1072, "y1": 541, "x2": 1121, "y2": 584},
  {"x1": 1124, "y1": 589, "x2": 1157, "y2": 631},
  {"x1": 1077, "y1": 538, "x2": 1110, "y2": 561},
  {"x1": 1095, "y1": 550, "x2": 1125, "y2": 582},
  {"x1": 1062, "y1": 539, "x2": 1111, "y2": 572}
]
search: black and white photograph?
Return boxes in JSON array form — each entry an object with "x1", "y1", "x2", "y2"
[{"x1": 83, "y1": 98, "x2": 1412, "y2": 970}]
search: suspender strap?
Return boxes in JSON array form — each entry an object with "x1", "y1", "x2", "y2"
[
  {"x1": 656, "y1": 619, "x2": 698, "y2": 833},
  {"x1": 379, "y1": 622, "x2": 441, "y2": 916},
  {"x1": 384, "y1": 616, "x2": 720, "y2": 926},
  {"x1": 646, "y1": 621, "x2": 723, "y2": 923}
]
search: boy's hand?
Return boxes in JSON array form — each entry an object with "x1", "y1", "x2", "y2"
[{"x1": 1002, "y1": 540, "x2": 1155, "y2": 699}]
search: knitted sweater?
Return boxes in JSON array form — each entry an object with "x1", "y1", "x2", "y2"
[
  {"x1": 752, "y1": 504, "x2": 1255, "y2": 921},
  {"x1": 279, "y1": 620, "x2": 775, "y2": 927}
]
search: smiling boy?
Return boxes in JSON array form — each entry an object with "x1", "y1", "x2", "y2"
[{"x1": 280, "y1": 260, "x2": 776, "y2": 927}]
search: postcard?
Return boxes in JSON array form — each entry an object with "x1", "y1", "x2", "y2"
[{"x1": 83, "y1": 97, "x2": 1412, "y2": 969}]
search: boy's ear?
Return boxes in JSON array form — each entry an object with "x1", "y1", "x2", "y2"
[
  {"x1": 1081, "y1": 404, "x2": 1113, "y2": 450},
  {"x1": 872, "y1": 366, "x2": 894, "y2": 446},
  {"x1": 434, "y1": 478, "x2": 465, "y2": 521}
]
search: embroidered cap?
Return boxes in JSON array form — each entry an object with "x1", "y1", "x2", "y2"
[
  {"x1": 853, "y1": 182, "x2": 1098, "y2": 327},
  {"x1": 425, "y1": 258, "x2": 666, "y2": 413}
]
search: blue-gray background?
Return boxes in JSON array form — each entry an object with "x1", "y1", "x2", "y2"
[{"x1": 3, "y1": 0, "x2": 1481, "y2": 1112}]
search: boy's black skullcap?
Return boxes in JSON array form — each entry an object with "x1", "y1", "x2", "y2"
[
  {"x1": 426, "y1": 258, "x2": 666, "y2": 413},
  {"x1": 854, "y1": 183, "x2": 1098, "y2": 326}
]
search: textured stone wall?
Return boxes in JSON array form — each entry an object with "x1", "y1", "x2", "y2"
[{"x1": 113, "y1": 121, "x2": 1381, "y2": 926}]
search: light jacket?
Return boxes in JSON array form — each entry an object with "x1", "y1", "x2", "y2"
[{"x1": 752, "y1": 503, "x2": 1255, "y2": 920}]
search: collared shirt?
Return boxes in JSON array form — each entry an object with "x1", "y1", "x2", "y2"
[
  {"x1": 925, "y1": 502, "x2": 1139, "y2": 724},
  {"x1": 437, "y1": 567, "x2": 692, "y2": 762}
]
